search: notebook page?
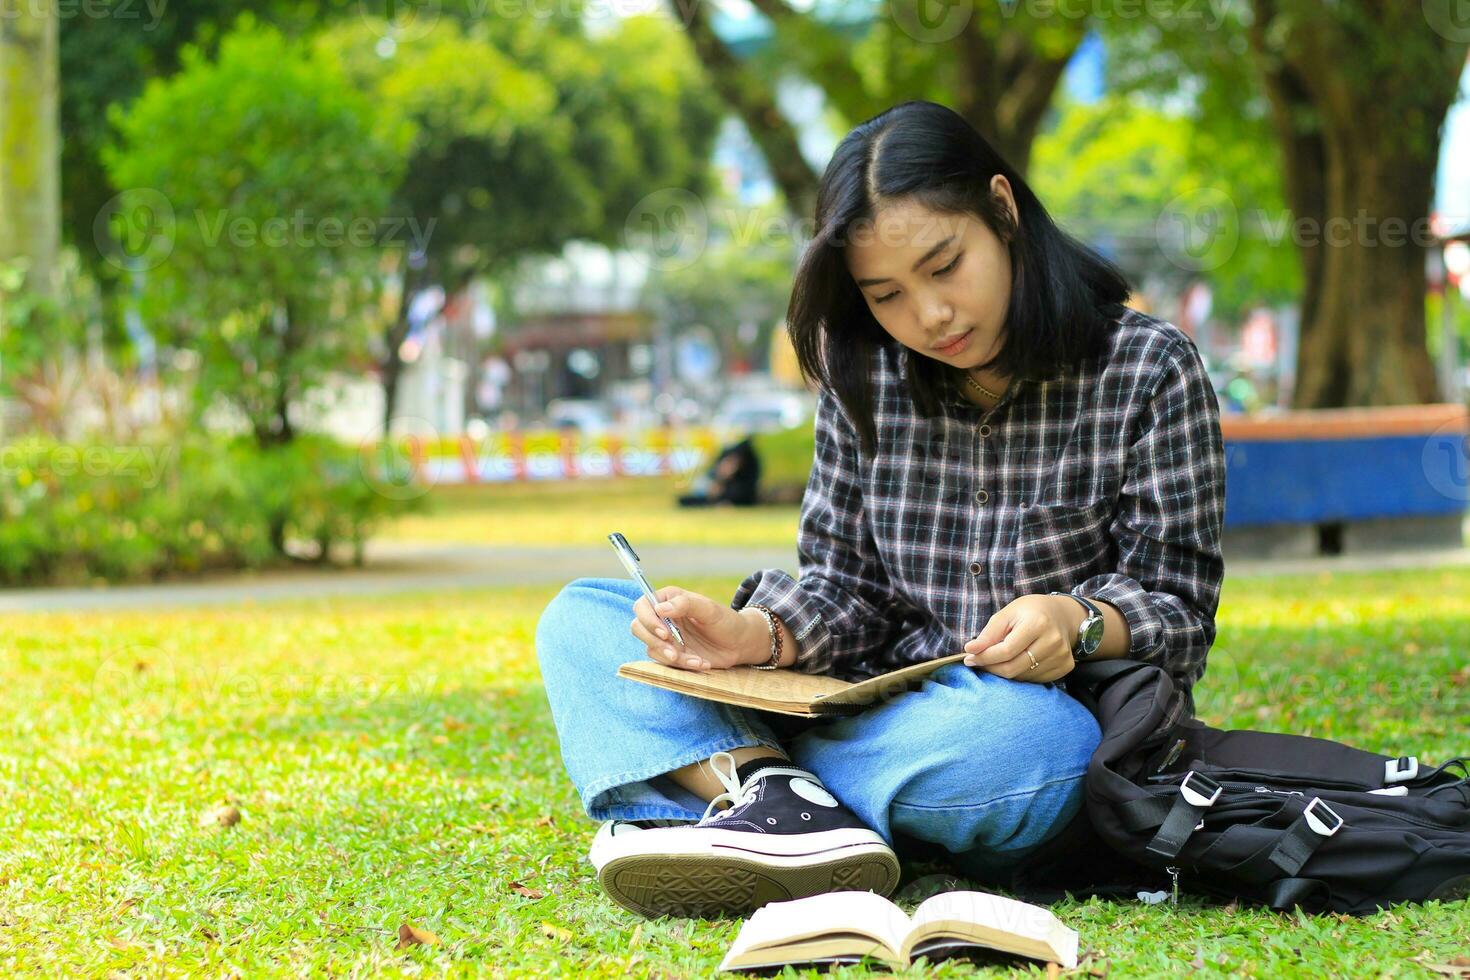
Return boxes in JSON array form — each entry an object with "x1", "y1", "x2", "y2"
[
  {"x1": 729, "y1": 891, "x2": 912, "y2": 957},
  {"x1": 618, "y1": 660, "x2": 850, "y2": 709}
]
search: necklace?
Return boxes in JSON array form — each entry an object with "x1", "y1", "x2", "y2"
[{"x1": 964, "y1": 372, "x2": 1003, "y2": 400}]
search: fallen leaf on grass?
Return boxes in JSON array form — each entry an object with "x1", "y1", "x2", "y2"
[
  {"x1": 541, "y1": 921, "x2": 573, "y2": 942},
  {"x1": 200, "y1": 805, "x2": 241, "y2": 828},
  {"x1": 534, "y1": 815, "x2": 556, "y2": 828},
  {"x1": 1374, "y1": 910, "x2": 1404, "y2": 930},
  {"x1": 443, "y1": 717, "x2": 468, "y2": 731},
  {"x1": 1047, "y1": 962, "x2": 1061, "y2": 979},
  {"x1": 629, "y1": 923, "x2": 643, "y2": 949},
  {"x1": 510, "y1": 882, "x2": 545, "y2": 900},
  {"x1": 464, "y1": 823, "x2": 497, "y2": 835},
  {"x1": 1419, "y1": 956, "x2": 1470, "y2": 978},
  {"x1": 396, "y1": 922, "x2": 440, "y2": 949}
]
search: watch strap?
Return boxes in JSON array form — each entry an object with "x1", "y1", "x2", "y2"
[{"x1": 1050, "y1": 591, "x2": 1103, "y2": 658}]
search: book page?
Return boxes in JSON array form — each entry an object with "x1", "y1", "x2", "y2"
[
  {"x1": 719, "y1": 934, "x2": 896, "y2": 973},
  {"x1": 726, "y1": 891, "x2": 912, "y2": 960},
  {"x1": 906, "y1": 891, "x2": 1077, "y2": 968}
]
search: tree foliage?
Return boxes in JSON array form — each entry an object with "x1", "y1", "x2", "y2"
[{"x1": 101, "y1": 19, "x2": 412, "y2": 445}]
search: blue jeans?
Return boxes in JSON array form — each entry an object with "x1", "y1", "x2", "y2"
[{"x1": 534, "y1": 577, "x2": 1102, "y2": 879}]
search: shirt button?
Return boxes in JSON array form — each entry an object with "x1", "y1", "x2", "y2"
[
  {"x1": 978, "y1": 424, "x2": 992, "y2": 438},
  {"x1": 968, "y1": 561, "x2": 982, "y2": 575},
  {"x1": 974, "y1": 488, "x2": 989, "y2": 504}
]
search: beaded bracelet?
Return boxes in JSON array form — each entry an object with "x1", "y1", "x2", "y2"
[{"x1": 747, "y1": 603, "x2": 783, "y2": 670}]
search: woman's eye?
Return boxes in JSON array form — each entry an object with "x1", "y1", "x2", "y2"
[{"x1": 871, "y1": 254, "x2": 961, "y2": 305}]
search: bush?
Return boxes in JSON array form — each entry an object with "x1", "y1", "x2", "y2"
[
  {"x1": 752, "y1": 426, "x2": 815, "y2": 504},
  {"x1": 0, "y1": 435, "x2": 422, "y2": 586}
]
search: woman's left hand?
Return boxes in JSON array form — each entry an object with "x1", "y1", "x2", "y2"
[{"x1": 962, "y1": 594, "x2": 1081, "y2": 683}]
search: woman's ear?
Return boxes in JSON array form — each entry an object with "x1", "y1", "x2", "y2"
[{"x1": 989, "y1": 174, "x2": 1019, "y2": 233}]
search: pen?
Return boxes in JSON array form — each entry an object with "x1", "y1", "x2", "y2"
[{"x1": 607, "y1": 532, "x2": 687, "y2": 647}]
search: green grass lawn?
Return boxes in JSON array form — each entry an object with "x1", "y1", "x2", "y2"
[{"x1": 4, "y1": 566, "x2": 1469, "y2": 976}]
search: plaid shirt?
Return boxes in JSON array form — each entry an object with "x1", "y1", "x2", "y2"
[{"x1": 731, "y1": 308, "x2": 1226, "y2": 713}]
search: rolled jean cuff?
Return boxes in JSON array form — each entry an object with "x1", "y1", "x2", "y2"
[{"x1": 581, "y1": 725, "x2": 789, "y2": 822}]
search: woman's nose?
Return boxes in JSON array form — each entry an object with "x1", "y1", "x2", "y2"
[{"x1": 919, "y1": 296, "x2": 955, "y2": 332}]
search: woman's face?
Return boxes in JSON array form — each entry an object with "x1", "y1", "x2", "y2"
[{"x1": 843, "y1": 177, "x2": 1016, "y2": 371}]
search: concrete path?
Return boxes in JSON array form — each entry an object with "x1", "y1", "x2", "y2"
[{"x1": 2, "y1": 540, "x2": 1468, "y2": 613}]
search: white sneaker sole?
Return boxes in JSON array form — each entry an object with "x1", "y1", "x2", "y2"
[{"x1": 591, "y1": 823, "x2": 901, "y2": 920}]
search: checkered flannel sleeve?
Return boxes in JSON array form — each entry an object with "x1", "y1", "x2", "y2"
[
  {"x1": 1070, "y1": 338, "x2": 1226, "y2": 691},
  {"x1": 731, "y1": 390, "x2": 908, "y2": 675}
]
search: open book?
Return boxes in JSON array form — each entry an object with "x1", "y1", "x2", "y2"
[
  {"x1": 617, "y1": 653, "x2": 970, "y2": 717},
  {"x1": 717, "y1": 889, "x2": 1078, "y2": 973}
]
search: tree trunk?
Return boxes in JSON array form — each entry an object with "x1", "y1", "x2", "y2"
[
  {"x1": 956, "y1": 26, "x2": 1084, "y2": 177},
  {"x1": 381, "y1": 257, "x2": 430, "y2": 433},
  {"x1": 1248, "y1": 45, "x2": 1327, "y2": 348},
  {"x1": 1290, "y1": 140, "x2": 1442, "y2": 407},
  {"x1": 1247, "y1": 0, "x2": 1463, "y2": 408},
  {"x1": 0, "y1": 1, "x2": 60, "y2": 299},
  {"x1": 667, "y1": 0, "x2": 818, "y2": 220}
]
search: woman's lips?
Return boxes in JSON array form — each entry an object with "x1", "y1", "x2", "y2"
[{"x1": 932, "y1": 329, "x2": 974, "y2": 355}]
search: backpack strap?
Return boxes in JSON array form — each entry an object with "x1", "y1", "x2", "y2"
[
  {"x1": 1143, "y1": 771, "x2": 1222, "y2": 858},
  {"x1": 1264, "y1": 797, "x2": 1345, "y2": 876},
  {"x1": 1264, "y1": 876, "x2": 1330, "y2": 912}
]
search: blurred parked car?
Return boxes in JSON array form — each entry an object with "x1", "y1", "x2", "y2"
[
  {"x1": 713, "y1": 391, "x2": 812, "y2": 433},
  {"x1": 545, "y1": 398, "x2": 614, "y2": 433}
]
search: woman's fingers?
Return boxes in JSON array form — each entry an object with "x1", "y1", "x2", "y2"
[
  {"x1": 654, "y1": 590, "x2": 709, "y2": 624},
  {"x1": 630, "y1": 611, "x2": 708, "y2": 671},
  {"x1": 969, "y1": 618, "x2": 1050, "y2": 677},
  {"x1": 633, "y1": 595, "x2": 674, "y2": 641}
]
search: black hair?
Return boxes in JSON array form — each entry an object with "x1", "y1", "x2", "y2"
[{"x1": 786, "y1": 100, "x2": 1131, "y2": 457}]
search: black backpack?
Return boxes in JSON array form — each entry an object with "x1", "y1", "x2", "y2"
[{"x1": 1047, "y1": 660, "x2": 1470, "y2": 915}]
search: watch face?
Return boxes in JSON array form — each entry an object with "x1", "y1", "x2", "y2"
[{"x1": 1078, "y1": 615, "x2": 1104, "y2": 656}]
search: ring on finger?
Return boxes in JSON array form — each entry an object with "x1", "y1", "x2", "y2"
[{"x1": 1025, "y1": 649, "x2": 1039, "y2": 670}]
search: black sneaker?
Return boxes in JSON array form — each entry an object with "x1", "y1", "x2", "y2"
[{"x1": 589, "y1": 751, "x2": 899, "y2": 919}]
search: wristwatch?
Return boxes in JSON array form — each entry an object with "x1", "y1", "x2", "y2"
[{"x1": 1050, "y1": 592, "x2": 1104, "y2": 661}]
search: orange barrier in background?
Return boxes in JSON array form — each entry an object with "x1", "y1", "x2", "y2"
[{"x1": 396, "y1": 428, "x2": 723, "y2": 485}]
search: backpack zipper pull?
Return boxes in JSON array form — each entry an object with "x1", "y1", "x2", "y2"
[{"x1": 1166, "y1": 865, "x2": 1180, "y2": 905}]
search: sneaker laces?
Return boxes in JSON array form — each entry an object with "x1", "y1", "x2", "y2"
[{"x1": 697, "y1": 751, "x2": 826, "y2": 824}]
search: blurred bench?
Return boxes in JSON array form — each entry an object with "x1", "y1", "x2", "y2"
[{"x1": 1221, "y1": 404, "x2": 1470, "y2": 558}]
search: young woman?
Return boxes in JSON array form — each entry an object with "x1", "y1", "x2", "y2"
[{"x1": 536, "y1": 100, "x2": 1226, "y2": 920}]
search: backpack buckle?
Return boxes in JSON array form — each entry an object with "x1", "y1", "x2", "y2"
[
  {"x1": 1384, "y1": 756, "x2": 1418, "y2": 785},
  {"x1": 1145, "y1": 771, "x2": 1223, "y2": 857},
  {"x1": 1303, "y1": 797, "x2": 1343, "y2": 837},
  {"x1": 1180, "y1": 771, "x2": 1222, "y2": 808},
  {"x1": 1180, "y1": 771, "x2": 1221, "y2": 831}
]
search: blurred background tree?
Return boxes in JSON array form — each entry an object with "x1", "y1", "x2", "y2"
[
  {"x1": 666, "y1": 0, "x2": 1090, "y2": 220},
  {"x1": 1104, "y1": 1, "x2": 1469, "y2": 407},
  {"x1": 315, "y1": 11, "x2": 723, "y2": 428},
  {"x1": 0, "y1": 0, "x2": 61, "y2": 302},
  {"x1": 102, "y1": 19, "x2": 413, "y2": 448}
]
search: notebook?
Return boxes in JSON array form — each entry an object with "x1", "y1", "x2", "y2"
[
  {"x1": 717, "y1": 889, "x2": 1079, "y2": 972},
  {"x1": 616, "y1": 652, "x2": 970, "y2": 717}
]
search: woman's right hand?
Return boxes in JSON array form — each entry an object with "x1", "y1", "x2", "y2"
[{"x1": 631, "y1": 586, "x2": 759, "y2": 672}]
